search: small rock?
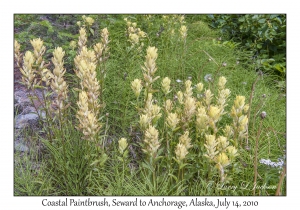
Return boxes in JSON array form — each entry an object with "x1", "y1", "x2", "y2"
[
  {"x1": 14, "y1": 90, "x2": 32, "y2": 107},
  {"x1": 21, "y1": 106, "x2": 37, "y2": 115},
  {"x1": 15, "y1": 113, "x2": 39, "y2": 129},
  {"x1": 14, "y1": 138, "x2": 29, "y2": 153}
]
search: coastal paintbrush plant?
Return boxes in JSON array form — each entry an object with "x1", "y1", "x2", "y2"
[
  {"x1": 74, "y1": 24, "x2": 110, "y2": 145},
  {"x1": 230, "y1": 95, "x2": 249, "y2": 147},
  {"x1": 14, "y1": 40, "x2": 22, "y2": 69},
  {"x1": 20, "y1": 51, "x2": 36, "y2": 90},
  {"x1": 50, "y1": 47, "x2": 69, "y2": 116}
]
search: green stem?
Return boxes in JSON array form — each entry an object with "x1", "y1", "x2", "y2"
[
  {"x1": 253, "y1": 120, "x2": 263, "y2": 195},
  {"x1": 122, "y1": 157, "x2": 125, "y2": 187},
  {"x1": 40, "y1": 88, "x2": 54, "y2": 142},
  {"x1": 152, "y1": 160, "x2": 157, "y2": 195},
  {"x1": 247, "y1": 75, "x2": 260, "y2": 146},
  {"x1": 212, "y1": 65, "x2": 222, "y2": 91},
  {"x1": 177, "y1": 167, "x2": 181, "y2": 183},
  {"x1": 207, "y1": 162, "x2": 212, "y2": 180},
  {"x1": 163, "y1": 95, "x2": 168, "y2": 151},
  {"x1": 58, "y1": 107, "x2": 68, "y2": 195},
  {"x1": 182, "y1": 160, "x2": 185, "y2": 182},
  {"x1": 27, "y1": 91, "x2": 42, "y2": 156}
]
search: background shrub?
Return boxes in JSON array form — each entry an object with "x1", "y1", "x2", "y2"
[{"x1": 207, "y1": 14, "x2": 286, "y2": 79}]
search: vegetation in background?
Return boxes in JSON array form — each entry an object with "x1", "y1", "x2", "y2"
[
  {"x1": 14, "y1": 14, "x2": 286, "y2": 196},
  {"x1": 206, "y1": 14, "x2": 286, "y2": 83}
]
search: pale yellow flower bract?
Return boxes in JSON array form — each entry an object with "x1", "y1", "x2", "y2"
[
  {"x1": 85, "y1": 17, "x2": 94, "y2": 26},
  {"x1": 204, "y1": 135, "x2": 219, "y2": 160},
  {"x1": 177, "y1": 91, "x2": 184, "y2": 104},
  {"x1": 131, "y1": 79, "x2": 143, "y2": 98},
  {"x1": 143, "y1": 126, "x2": 160, "y2": 158},
  {"x1": 227, "y1": 146, "x2": 238, "y2": 158},
  {"x1": 164, "y1": 99, "x2": 173, "y2": 113},
  {"x1": 166, "y1": 113, "x2": 179, "y2": 131},
  {"x1": 179, "y1": 131, "x2": 192, "y2": 149},
  {"x1": 208, "y1": 106, "x2": 221, "y2": 122},
  {"x1": 217, "y1": 136, "x2": 229, "y2": 152},
  {"x1": 139, "y1": 114, "x2": 150, "y2": 131},
  {"x1": 175, "y1": 143, "x2": 188, "y2": 161},
  {"x1": 184, "y1": 80, "x2": 193, "y2": 97},
  {"x1": 162, "y1": 77, "x2": 171, "y2": 95},
  {"x1": 218, "y1": 76, "x2": 227, "y2": 90},
  {"x1": 118, "y1": 138, "x2": 128, "y2": 154},
  {"x1": 129, "y1": 33, "x2": 139, "y2": 44},
  {"x1": 180, "y1": 25, "x2": 187, "y2": 39},
  {"x1": 215, "y1": 152, "x2": 230, "y2": 168},
  {"x1": 196, "y1": 83, "x2": 204, "y2": 93}
]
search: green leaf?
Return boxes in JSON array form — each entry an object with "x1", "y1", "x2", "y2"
[
  {"x1": 172, "y1": 157, "x2": 181, "y2": 165},
  {"x1": 89, "y1": 28, "x2": 94, "y2": 36},
  {"x1": 100, "y1": 153, "x2": 108, "y2": 166},
  {"x1": 168, "y1": 173, "x2": 178, "y2": 182},
  {"x1": 117, "y1": 156, "x2": 123, "y2": 162},
  {"x1": 238, "y1": 17, "x2": 245, "y2": 22},
  {"x1": 141, "y1": 162, "x2": 153, "y2": 172},
  {"x1": 258, "y1": 18, "x2": 266, "y2": 23},
  {"x1": 270, "y1": 14, "x2": 278, "y2": 19},
  {"x1": 273, "y1": 63, "x2": 286, "y2": 73},
  {"x1": 276, "y1": 17, "x2": 282, "y2": 24},
  {"x1": 207, "y1": 14, "x2": 214, "y2": 19},
  {"x1": 257, "y1": 43, "x2": 262, "y2": 49},
  {"x1": 179, "y1": 163, "x2": 188, "y2": 170}
]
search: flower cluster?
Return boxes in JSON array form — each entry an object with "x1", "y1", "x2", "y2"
[
  {"x1": 217, "y1": 76, "x2": 231, "y2": 115},
  {"x1": 196, "y1": 107, "x2": 209, "y2": 134},
  {"x1": 175, "y1": 131, "x2": 192, "y2": 162},
  {"x1": 161, "y1": 77, "x2": 171, "y2": 95},
  {"x1": 77, "y1": 15, "x2": 95, "y2": 28},
  {"x1": 94, "y1": 28, "x2": 110, "y2": 64},
  {"x1": 204, "y1": 133, "x2": 238, "y2": 182},
  {"x1": 259, "y1": 158, "x2": 284, "y2": 168},
  {"x1": 118, "y1": 138, "x2": 128, "y2": 157},
  {"x1": 20, "y1": 51, "x2": 37, "y2": 89},
  {"x1": 18, "y1": 38, "x2": 71, "y2": 125},
  {"x1": 166, "y1": 112, "x2": 179, "y2": 131},
  {"x1": 131, "y1": 46, "x2": 161, "y2": 159},
  {"x1": 179, "y1": 25, "x2": 187, "y2": 41},
  {"x1": 14, "y1": 40, "x2": 22, "y2": 68},
  {"x1": 129, "y1": 44, "x2": 247, "y2": 182},
  {"x1": 142, "y1": 125, "x2": 160, "y2": 159},
  {"x1": 131, "y1": 79, "x2": 143, "y2": 98},
  {"x1": 161, "y1": 15, "x2": 186, "y2": 37},
  {"x1": 49, "y1": 47, "x2": 69, "y2": 115},
  {"x1": 230, "y1": 95, "x2": 249, "y2": 146},
  {"x1": 31, "y1": 38, "x2": 46, "y2": 65},
  {"x1": 124, "y1": 17, "x2": 146, "y2": 49},
  {"x1": 19, "y1": 38, "x2": 50, "y2": 90},
  {"x1": 76, "y1": 91, "x2": 101, "y2": 141},
  {"x1": 74, "y1": 26, "x2": 110, "y2": 142},
  {"x1": 69, "y1": 40, "x2": 77, "y2": 50},
  {"x1": 78, "y1": 28, "x2": 87, "y2": 52}
]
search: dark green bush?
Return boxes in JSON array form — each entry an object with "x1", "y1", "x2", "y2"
[{"x1": 207, "y1": 14, "x2": 286, "y2": 78}]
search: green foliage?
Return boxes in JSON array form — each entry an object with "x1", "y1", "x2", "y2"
[
  {"x1": 14, "y1": 151, "x2": 53, "y2": 196},
  {"x1": 207, "y1": 14, "x2": 286, "y2": 78},
  {"x1": 42, "y1": 125, "x2": 92, "y2": 196}
]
